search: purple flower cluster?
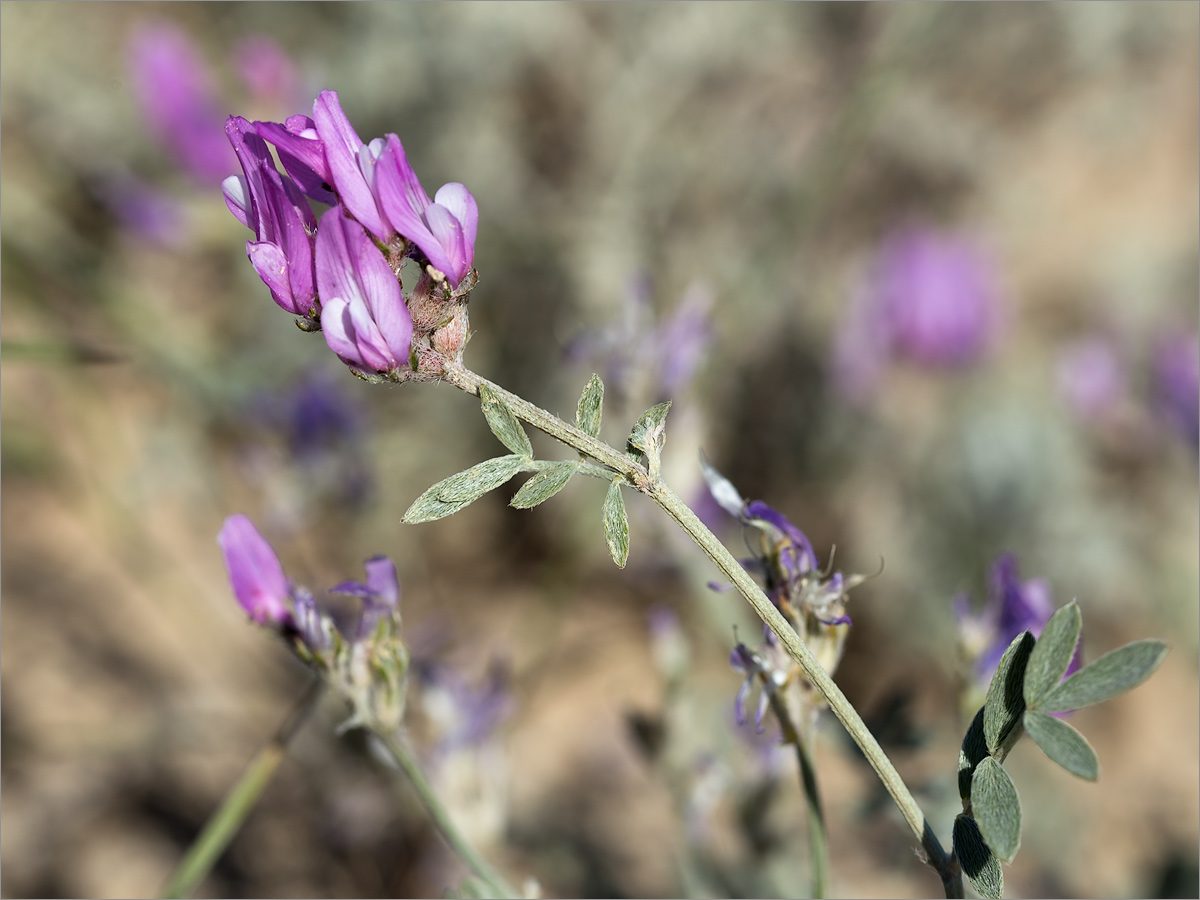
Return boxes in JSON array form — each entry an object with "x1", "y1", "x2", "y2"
[
  {"x1": 222, "y1": 90, "x2": 479, "y2": 377},
  {"x1": 217, "y1": 513, "x2": 399, "y2": 653}
]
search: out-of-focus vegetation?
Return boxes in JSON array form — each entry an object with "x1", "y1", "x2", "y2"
[{"x1": 2, "y1": 3, "x2": 1196, "y2": 897}]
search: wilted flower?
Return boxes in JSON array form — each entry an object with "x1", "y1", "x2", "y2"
[
  {"x1": 1153, "y1": 332, "x2": 1199, "y2": 449},
  {"x1": 955, "y1": 553, "x2": 1082, "y2": 688},
  {"x1": 834, "y1": 225, "x2": 1002, "y2": 400}
]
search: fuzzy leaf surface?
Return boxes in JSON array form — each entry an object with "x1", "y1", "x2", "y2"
[
  {"x1": 575, "y1": 374, "x2": 604, "y2": 438},
  {"x1": 1023, "y1": 601, "x2": 1081, "y2": 706},
  {"x1": 953, "y1": 814, "x2": 1003, "y2": 900},
  {"x1": 403, "y1": 455, "x2": 524, "y2": 523},
  {"x1": 959, "y1": 706, "x2": 989, "y2": 802},
  {"x1": 602, "y1": 480, "x2": 629, "y2": 568},
  {"x1": 984, "y1": 630, "x2": 1035, "y2": 752},
  {"x1": 971, "y1": 757, "x2": 1022, "y2": 862},
  {"x1": 480, "y1": 384, "x2": 533, "y2": 458},
  {"x1": 1023, "y1": 710, "x2": 1099, "y2": 780},
  {"x1": 627, "y1": 401, "x2": 671, "y2": 454},
  {"x1": 1038, "y1": 640, "x2": 1168, "y2": 712},
  {"x1": 510, "y1": 461, "x2": 579, "y2": 509}
]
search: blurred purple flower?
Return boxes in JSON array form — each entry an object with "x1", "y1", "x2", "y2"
[
  {"x1": 128, "y1": 23, "x2": 234, "y2": 184},
  {"x1": 331, "y1": 555, "x2": 401, "y2": 640},
  {"x1": 316, "y1": 207, "x2": 412, "y2": 373},
  {"x1": 234, "y1": 35, "x2": 302, "y2": 109},
  {"x1": 217, "y1": 514, "x2": 293, "y2": 626},
  {"x1": 1153, "y1": 333, "x2": 1199, "y2": 449},
  {"x1": 955, "y1": 553, "x2": 1082, "y2": 685},
  {"x1": 1056, "y1": 336, "x2": 1127, "y2": 421},
  {"x1": 93, "y1": 172, "x2": 186, "y2": 247},
  {"x1": 729, "y1": 643, "x2": 773, "y2": 732},
  {"x1": 224, "y1": 116, "x2": 319, "y2": 317},
  {"x1": 417, "y1": 659, "x2": 513, "y2": 754},
  {"x1": 834, "y1": 225, "x2": 1002, "y2": 399}
]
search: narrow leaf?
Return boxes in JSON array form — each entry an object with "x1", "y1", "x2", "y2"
[
  {"x1": 983, "y1": 630, "x2": 1035, "y2": 752},
  {"x1": 1038, "y1": 640, "x2": 1168, "y2": 712},
  {"x1": 1023, "y1": 710, "x2": 1099, "y2": 780},
  {"x1": 575, "y1": 374, "x2": 604, "y2": 438},
  {"x1": 510, "y1": 461, "x2": 579, "y2": 509},
  {"x1": 953, "y1": 814, "x2": 1004, "y2": 900},
  {"x1": 971, "y1": 757, "x2": 1022, "y2": 862},
  {"x1": 402, "y1": 456, "x2": 524, "y2": 523},
  {"x1": 958, "y1": 706, "x2": 989, "y2": 803},
  {"x1": 1023, "y1": 601, "x2": 1082, "y2": 706},
  {"x1": 602, "y1": 480, "x2": 629, "y2": 568},
  {"x1": 627, "y1": 401, "x2": 671, "y2": 454},
  {"x1": 480, "y1": 384, "x2": 533, "y2": 458}
]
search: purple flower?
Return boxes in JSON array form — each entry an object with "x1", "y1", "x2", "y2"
[
  {"x1": 311, "y1": 90, "x2": 392, "y2": 241},
  {"x1": 729, "y1": 643, "x2": 772, "y2": 732},
  {"x1": 254, "y1": 115, "x2": 338, "y2": 206},
  {"x1": 234, "y1": 36, "x2": 302, "y2": 109},
  {"x1": 316, "y1": 207, "x2": 413, "y2": 373},
  {"x1": 834, "y1": 225, "x2": 1002, "y2": 399},
  {"x1": 217, "y1": 514, "x2": 293, "y2": 626},
  {"x1": 375, "y1": 135, "x2": 478, "y2": 288},
  {"x1": 1153, "y1": 333, "x2": 1199, "y2": 449},
  {"x1": 956, "y1": 553, "x2": 1082, "y2": 685},
  {"x1": 223, "y1": 117, "x2": 318, "y2": 316},
  {"x1": 1056, "y1": 336, "x2": 1127, "y2": 421},
  {"x1": 93, "y1": 172, "x2": 186, "y2": 247},
  {"x1": 331, "y1": 555, "x2": 401, "y2": 640},
  {"x1": 128, "y1": 24, "x2": 233, "y2": 184}
]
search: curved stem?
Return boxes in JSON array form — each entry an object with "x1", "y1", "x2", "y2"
[
  {"x1": 441, "y1": 363, "x2": 961, "y2": 895},
  {"x1": 162, "y1": 679, "x2": 324, "y2": 899},
  {"x1": 373, "y1": 728, "x2": 519, "y2": 900}
]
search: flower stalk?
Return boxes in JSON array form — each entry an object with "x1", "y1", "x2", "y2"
[{"x1": 442, "y1": 361, "x2": 961, "y2": 896}]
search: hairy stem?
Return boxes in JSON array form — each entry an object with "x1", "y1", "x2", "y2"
[
  {"x1": 373, "y1": 728, "x2": 518, "y2": 899},
  {"x1": 162, "y1": 679, "x2": 323, "y2": 899},
  {"x1": 442, "y1": 363, "x2": 961, "y2": 895}
]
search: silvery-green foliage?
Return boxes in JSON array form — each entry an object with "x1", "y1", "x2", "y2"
[
  {"x1": 1022, "y1": 710, "x2": 1100, "y2": 781},
  {"x1": 575, "y1": 374, "x2": 604, "y2": 439},
  {"x1": 983, "y1": 631, "x2": 1035, "y2": 753},
  {"x1": 958, "y1": 707, "x2": 989, "y2": 803},
  {"x1": 1037, "y1": 640, "x2": 1168, "y2": 712},
  {"x1": 480, "y1": 384, "x2": 533, "y2": 458},
  {"x1": 403, "y1": 455, "x2": 526, "y2": 523},
  {"x1": 1022, "y1": 601, "x2": 1081, "y2": 706},
  {"x1": 510, "y1": 461, "x2": 579, "y2": 509},
  {"x1": 627, "y1": 401, "x2": 671, "y2": 476},
  {"x1": 970, "y1": 758, "x2": 1021, "y2": 862},
  {"x1": 952, "y1": 814, "x2": 1003, "y2": 900},
  {"x1": 602, "y1": 479, "x2": 629, "y2": 568}
]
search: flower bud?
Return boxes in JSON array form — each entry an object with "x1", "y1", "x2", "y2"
[{"x1": 431, "y1": 305, "x2": 470, "y2": 361}]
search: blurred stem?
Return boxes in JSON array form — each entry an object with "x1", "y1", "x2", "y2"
[
  {"x1": 768, "y1": 693, "x2": 828, "y2": 899},
  {"x1": 443, "y1": 363, "x2": 962, "y2": 897},
  {"x1": 372, "y1": 728, "x2": 518, "y2": 900},
  {"x1": 161, "y1": 679, "x2": 323, "y2": 899}
]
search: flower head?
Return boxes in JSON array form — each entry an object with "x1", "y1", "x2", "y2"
[{"x1": 1153, "y1": 332, "x2": 1199, "y2": 450}]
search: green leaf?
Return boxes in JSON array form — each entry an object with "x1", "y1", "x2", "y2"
[
  {"x1": 602, "y1": 480, "x2": 629, "y2": 568},
  {"x1": 958, "y1": 706, "x2": 989, "y2": 802},
  {"x1": 510, "y1": 461, "x2": 579, "y2": 509},
  {"x1": 1023, "y1": 710, "x2": 1099, "y2": 780},
  {"x1": 480, "y1": 384, "x2": 533, "y2": 458},
  {"x1": 953, "y1": 814, "x2": 1004, "y2": 900},
  {"x1": 575, "y1": 374, "x2": 604, "y2": 438},
  {"x1": 1038, "y1": 640, "x2": 1169, "y2": 712},
  {"x1": 984, "y1": 630, "x2": 1035, "y2": 752},
  {"x1": 627, "y1": 401, "x2": 671, "y2": 454},
  {"x1": 1023, "y1": 601, "x2": 1082, "y2": 706},
  {"x1": 971, "y1": 757, "x2": 1022, "y2": 862},
  {"x1": 402, "y1": 455, "x2": 524, "y2": 523}
]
